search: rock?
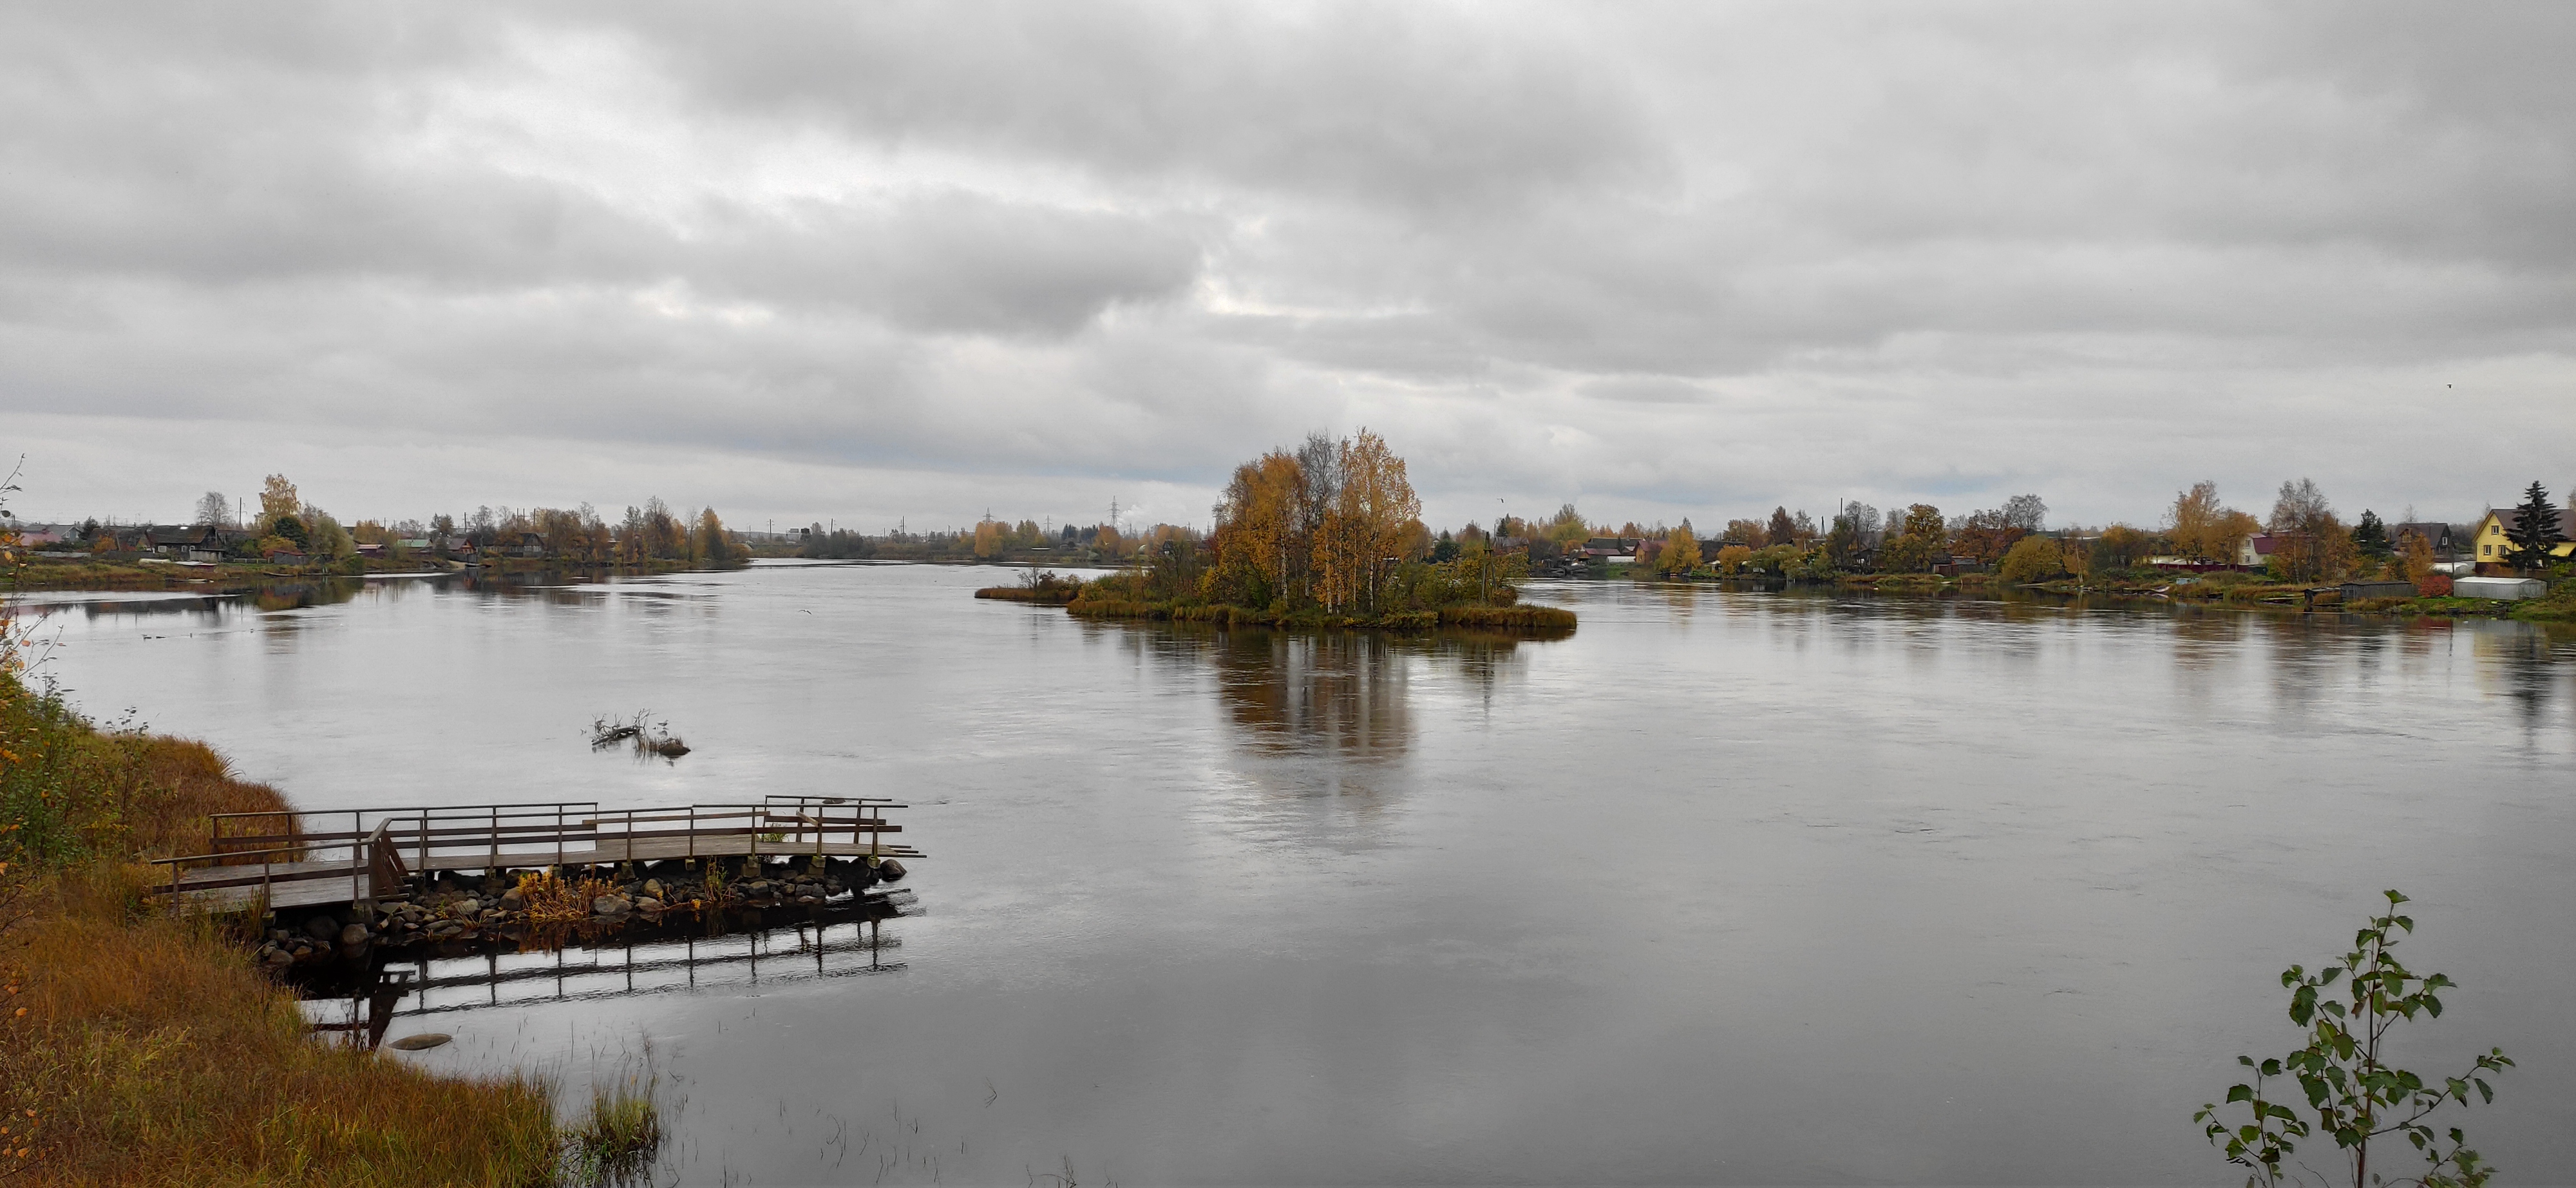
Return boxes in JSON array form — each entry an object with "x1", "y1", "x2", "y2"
[
  {"x1": 796, "y1": 894, "x2": 822, "y2": 905},
  {"x1": 303, "y1": 915, "x2": 341, "y2": 941},
  {"x1": 339, "y1": 923, "x2": 370, "y2": 946},
  {"x1": 875, "y1": 859, "x2": 906, "y2": 883},
  {"x1": 643, "y1": 879, "x2": 664, "y2": 899},
  {"x1": 632, "y1": 897, "x2": 663, "y2": 914},
  {"x1": 454, "y1": 897, "x2": 480, "y2": 915},
  {"x1": 498, "y1": 889, "x2": 524, "y2": 908},
  {"x1": 387, "y1": 1033, "x2": 451, "y2": 1051},
  {"x1": 592, "y1": 896, "x2": 632, "y2": 919}
]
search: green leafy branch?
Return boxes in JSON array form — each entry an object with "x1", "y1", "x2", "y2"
[{"x1": 2195, "y1": 890, "x2": 2512, "y2": 1188}]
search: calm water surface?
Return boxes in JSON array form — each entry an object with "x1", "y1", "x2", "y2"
[{"x1": 35, "y1": 564, "x2": 2576, "y2": 1184}]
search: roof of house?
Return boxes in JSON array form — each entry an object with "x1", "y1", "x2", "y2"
[
  {"x1": 2246, "y1": 534, "x2": 2278, "y2": 556},
  {"x1": 2392, "y1": 521, "x2": 2454, "y2": 540},
  {"x1": 2481, "y1": 508, "x2": 2568, "y2": 541}
]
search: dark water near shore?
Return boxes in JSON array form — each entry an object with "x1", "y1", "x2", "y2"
[{"x1": 32, "y1": 564, "x2": 2576, "y2": 1184}]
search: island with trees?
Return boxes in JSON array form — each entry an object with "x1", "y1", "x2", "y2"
[{"x1": 984, "y1": 432, "x2": 1575, "y2": 634}]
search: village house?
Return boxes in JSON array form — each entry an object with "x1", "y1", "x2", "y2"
[
  {"x1": 146, "y1": 524, "x2": 233, "y2": 563},
  {"x1": 2468, "y1": 507, "x2": 2572, "y2": 573},
  {"x1": 2391, "y1": 521, "x2": 2460, "y2": 562},
  {"x1": 1580, "y1": 537, "x2": 1641, "y2": 565}
]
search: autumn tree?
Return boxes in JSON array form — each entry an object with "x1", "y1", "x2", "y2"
[
  {"x1": 690, "y1": 508, "x2": 740, "y2": 565},
  {"x1": 2060, "y1": 536, "x2": 2092, "y2": 584},
  {"x1": 1948, "y1": 508, "x2": 2023, "y2": 567},
  {"x1": 2092, "y1": 524, "x2": 2155, "y2": 572},
  {"x1": 2398, "y1": 531, "x2": 2438, "y2": 588},
  {"x1": 1211, "y1": 450, "x2": 1305, "y2": 606},
  {"x1": 1878, "y1": 504, "x2": 1947, "y2": 573},
  {"x1": 1715, "y1": 544, "x2": 1752, "y2": 575},
  {"x1": 1765, "y1": 506, "x2": 1797, "y2": 548},
  {"x1": 1316, "y1": 429, "x2": 1419, "y2": 613},
  {"x1": 1652, "y1": 524, "x2": 1701, "y2": 576},
  {"x1": 259, "y1": 475, "x2": 300, "y2": 525},
  {"x1": 307, "y1": 511, "x2": 355, "y2": 561},
  {"x1": 2168, "y1": 481, "x2": 2227, "y2": 561},
  {"x1": 1998, "y1": 535, "x2": 2063, "y2": 584},
  {"x1": 2268, "y1": 478, "x2": 2351, "y2": 582}
]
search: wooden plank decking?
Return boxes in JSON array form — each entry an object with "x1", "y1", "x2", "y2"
[{"x1": 153, "y1": 798, "x2": 919, "y2": 915}]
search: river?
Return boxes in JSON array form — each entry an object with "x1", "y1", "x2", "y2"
[{"x1": 30, "y1": 562, "x2": 2576, "y2": 1183}]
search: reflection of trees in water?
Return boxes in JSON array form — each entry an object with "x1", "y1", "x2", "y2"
[
  {"x1": 2468, "y1": 620, "x2": 2571, "y2": 734},
  {"x1": 1112, "y1": 626, "x2": 1532, "y2": 800},
  {"x1": 1215, "y1": 631, "x2": 1412, "y2": 763}
]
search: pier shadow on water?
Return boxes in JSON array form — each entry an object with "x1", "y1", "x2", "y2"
[{"x1": 289, "y1": 892, "x2": 913, "y2": 1051}]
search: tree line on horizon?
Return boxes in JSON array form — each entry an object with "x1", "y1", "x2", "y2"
[
  {"x1": 66, "y1": 474, "x2": 749, "y2": 568},
  {"x1": 911, "y1": 466, "x2": 2573, "y2": 591}
]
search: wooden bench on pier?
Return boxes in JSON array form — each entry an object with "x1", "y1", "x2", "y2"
[{"x1": 149, "y1": 797, "x2": 920, "y2": 915}]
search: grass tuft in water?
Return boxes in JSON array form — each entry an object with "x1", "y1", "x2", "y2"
[{"x1": 558, "y1": 1067, "x2": 664, "y2": 1188}]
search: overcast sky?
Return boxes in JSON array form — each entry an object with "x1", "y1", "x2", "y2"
[{"x1": 9, "y1": 1, "x2": 2573, "y2": 533}]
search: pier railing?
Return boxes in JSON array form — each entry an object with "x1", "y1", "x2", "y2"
[{"x1": 156, "y1": 796, "x2": 912, "y2": 911}]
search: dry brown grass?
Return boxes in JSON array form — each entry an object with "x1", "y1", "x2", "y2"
[
  {"x1": 118, "y1": 736, "x2": 294, "y2": 859},
  {"x1": 511, "y1": 871, "x2": 616, "y2": 925},
  {"x1": 0, "y1": 865, "x2": 560, "y2": 1187}
]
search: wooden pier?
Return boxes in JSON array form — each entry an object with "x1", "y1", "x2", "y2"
[{"x1": 151, "y1": 796, "x2": 920, "y2": 915}]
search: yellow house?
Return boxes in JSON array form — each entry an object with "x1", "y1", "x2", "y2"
[{"x1": 2470, "y1": 507, "x2": 2574, "y2": 570}]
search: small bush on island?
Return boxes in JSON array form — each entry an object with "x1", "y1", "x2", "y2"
[{"x1": 973, "y1": 570, "x2": 1084, "y2": 604}]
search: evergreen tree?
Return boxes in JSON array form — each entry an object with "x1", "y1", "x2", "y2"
[
  {"x1": 2505, "y1": 481, "x2": 2561, "y2": 570},
  {"x1": 2350, "y1": 509, "x2": 2391, "y2": 559}
]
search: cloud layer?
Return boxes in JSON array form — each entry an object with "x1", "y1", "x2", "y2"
[{"x1": 9, "y1": 1, "x2": 2573, "y2": 532}]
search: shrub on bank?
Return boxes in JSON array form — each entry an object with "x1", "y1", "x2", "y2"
[
  {"x1": 0, "y1": 867, "x2": 560, "y2": 1187},
  {"x1": 0, "y1": 676, "x2": 578, "y2": 1186}
]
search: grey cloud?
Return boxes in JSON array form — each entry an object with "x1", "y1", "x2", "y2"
[
  {"x1": 5, "y1": 1, "x2": 2574, "y2": 532},
  {"x1": 699, "y1": 192, "x2": 1203, "y2": 335},
  {"x1": 601, "y1": 0, "x2": 1664, "y2": 212}
]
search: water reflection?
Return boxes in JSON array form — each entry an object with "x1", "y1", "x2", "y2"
[
  {"x1": 299, "y1": 894, "x2": 911, "y2": 1051},
  {"x1": 1099, "y1": 625, "x2": 1546, "y2": 814}
]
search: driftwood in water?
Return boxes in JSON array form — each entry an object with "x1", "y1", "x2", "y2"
[{"x1": 591, "y1": 711, "x2": 690, "y2": 759}]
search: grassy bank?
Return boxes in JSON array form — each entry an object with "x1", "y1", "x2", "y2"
[{"x1": 0, "y1": 680, "x2": 577, "y2": 1185}]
